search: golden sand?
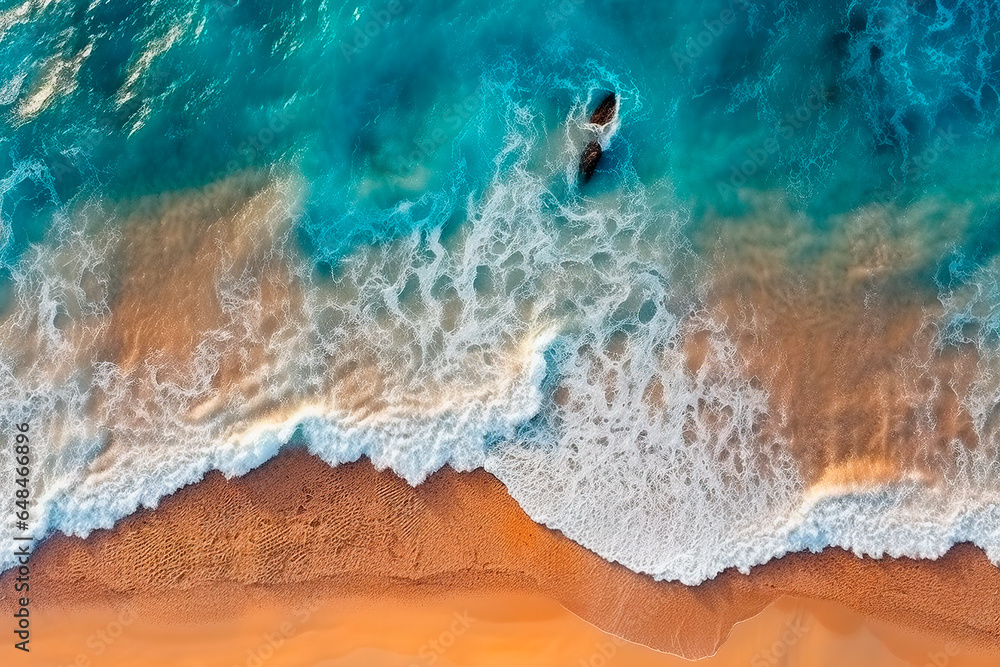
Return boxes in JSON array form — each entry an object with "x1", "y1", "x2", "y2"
[
  {"x1": 13, "y1": 590, "x2": 999, "y2": 667},
  {"x1": 2, "y1": 451, "x2": 998, "y2": 666}
]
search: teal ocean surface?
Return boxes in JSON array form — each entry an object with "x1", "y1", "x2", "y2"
[{"x1": 1, "y1": 0, "x2": 1000, "y2": 584}]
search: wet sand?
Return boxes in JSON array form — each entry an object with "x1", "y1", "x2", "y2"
[{"x1": 2, "y1": 450, "x2": 998, "y2": 665}]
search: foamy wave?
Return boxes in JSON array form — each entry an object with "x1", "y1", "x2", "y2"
[
  {"x1": 2, "y1": 106, "x2": 1000, "y2": 584},
  {"x1": 0, "y1": 167, "x2": 558, "y2": 567}
]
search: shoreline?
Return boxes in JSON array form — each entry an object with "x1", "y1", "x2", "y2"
[{"x1": 2, "y1": 448, "x2": 999, "y2": 663}]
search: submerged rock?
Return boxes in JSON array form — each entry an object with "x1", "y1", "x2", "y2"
[{"x1": 579, "y1": 140, "x2": 603, "y2": 183}]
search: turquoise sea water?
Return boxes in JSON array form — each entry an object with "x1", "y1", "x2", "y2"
[{"x1": 1, "y1": 0, "x2": 1000, "y2": 583}]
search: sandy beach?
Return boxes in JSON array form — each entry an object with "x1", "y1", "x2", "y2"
[
  {"x1": 2, "y1": 449, "x2": 998, "y2": 666},
  {"x1": 18, "y1": 592, "x2": 1000, "y2": 667}
]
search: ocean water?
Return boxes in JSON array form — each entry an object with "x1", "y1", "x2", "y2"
[{"x1": 1, "y1": 0, "x2": 1000, "y2": 584}]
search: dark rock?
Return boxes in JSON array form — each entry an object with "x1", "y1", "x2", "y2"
[
  {"x1": 579, "y1": 140, "x2": 603, "y2": 183},
  {"x1": 590, "y1": 92, "x2": 617, "y2": 125}
]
